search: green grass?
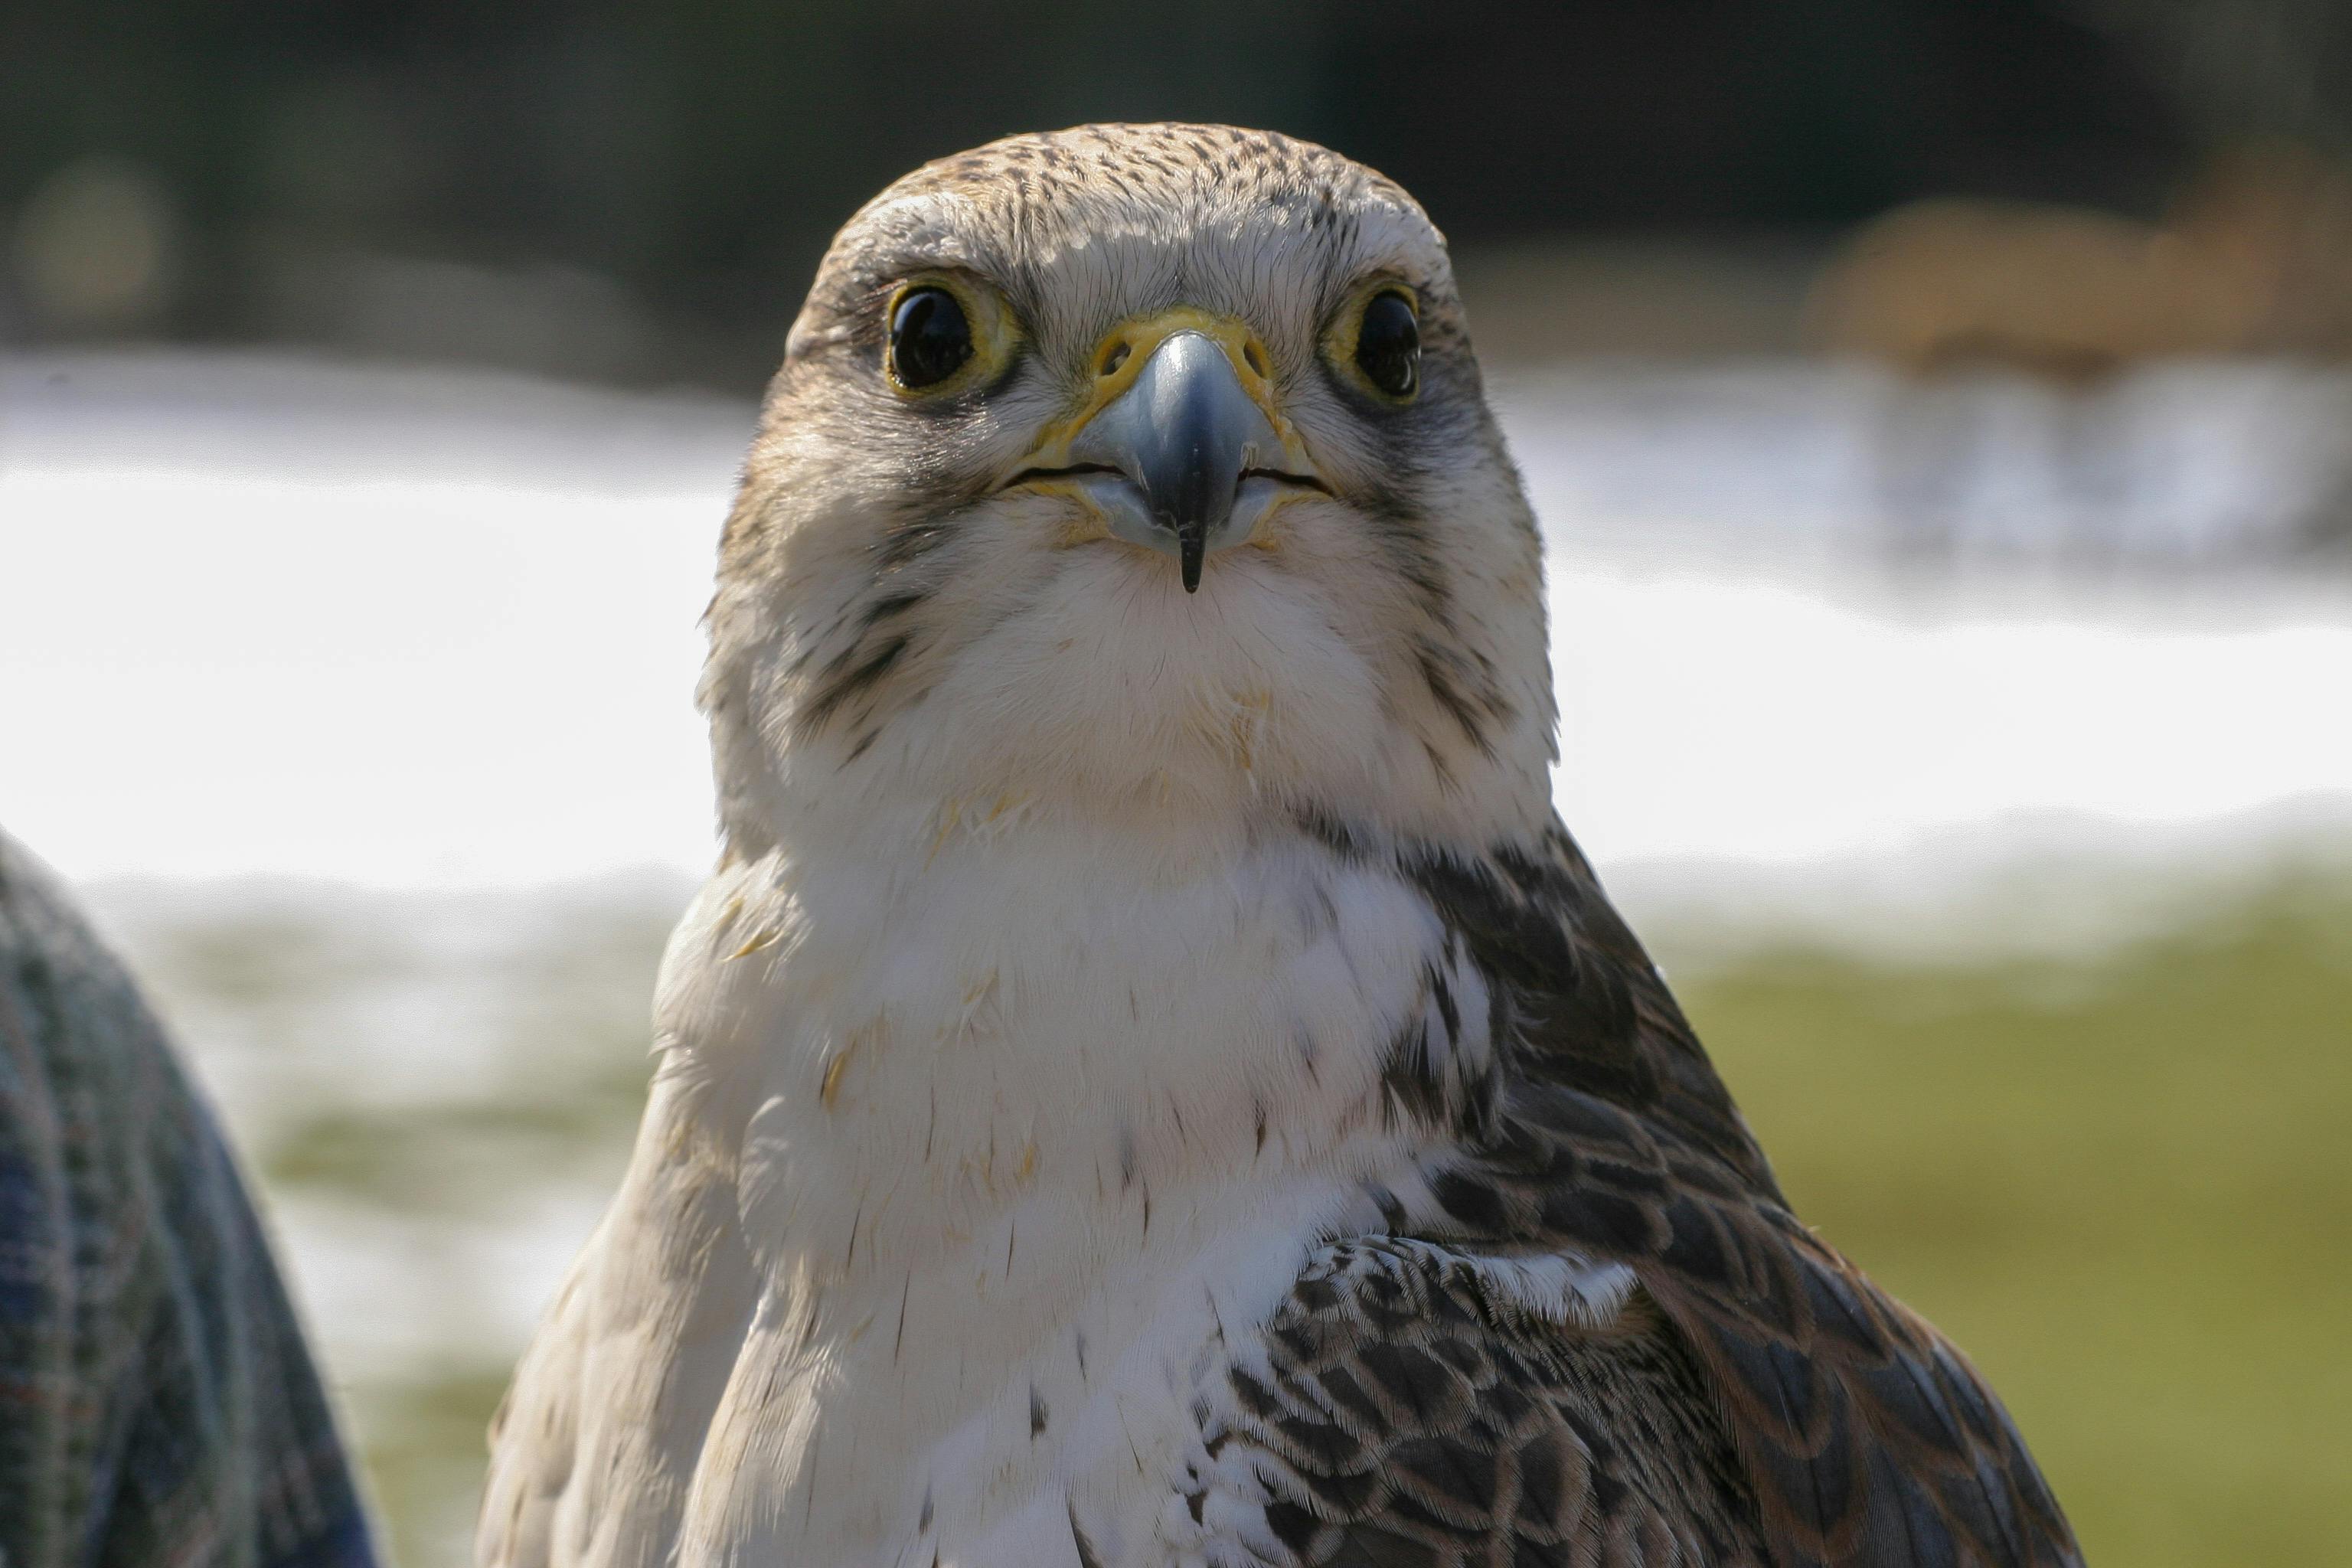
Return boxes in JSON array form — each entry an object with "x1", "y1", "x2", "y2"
[
  {"x1": 1676, "y1": 878, "x2": 2352, "y2": 1566},
  {"x1": 354, "y1": 1366, "x2": 521, "y2": 1567}
]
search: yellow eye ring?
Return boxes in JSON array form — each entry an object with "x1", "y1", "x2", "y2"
[
  {"x1": 884, "y1": 273, "x2": 1018, "y2": 398},
  {"x1": 1323, "y1": 281, "x2": 1421, "y2": 404}
]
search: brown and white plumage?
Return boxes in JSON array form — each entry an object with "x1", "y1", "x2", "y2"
[
  {"x1": 477, "y1": 124, "x2": 2079, "y2": 1568},
  {"x1": 1209, "y1": 828, "x2": 2079, "y2": 1567}
]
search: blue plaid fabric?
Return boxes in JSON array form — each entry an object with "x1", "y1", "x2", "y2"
[{"x1": 0, "y1": 835, "x2": 378, "y2": 1568}]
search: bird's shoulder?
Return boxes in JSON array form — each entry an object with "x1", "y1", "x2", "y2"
[
  {"x1": 1220, "y1": 818, "x2": 2083, "y2": 1568},
  {"x1": 1193, "y1": 1234, "x2": 1767, "y2": 1568},
  {"x1": 477, "y1": 1073, "x2": 760, "y2": 1568}
]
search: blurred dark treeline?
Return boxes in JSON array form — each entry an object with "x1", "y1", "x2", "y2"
[{"x1": 5, "y1": 0, "x2": 2348, "y2": 389}]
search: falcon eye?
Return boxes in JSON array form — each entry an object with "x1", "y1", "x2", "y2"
[
  {"x1": 888, "y1": 285, "x2": 975, "y2": 390},
  {"x1": 1325, "y1": 284, "x2": 1421, "y2": 405},
  {"x1": 1354, "y1": 291, "x2": 1419, "y2": 400}
]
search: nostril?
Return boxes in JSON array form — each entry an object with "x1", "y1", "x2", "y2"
[
  {"x1": 1243, "y1": 341, "x2": 1269, "y2": 378},
  {"x1": 1099, "y1": 340, "x2": 1132, "y2": 377}
]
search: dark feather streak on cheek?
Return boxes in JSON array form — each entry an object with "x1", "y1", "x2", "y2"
[
  {"x1": 795, "y1": 632, "x2": 911, "y2": 740},
  {"x1": 860, "y1": 591, "x2": 927, "y2": 629},
  {"x1": 877, "y1": 512, "x2": 955, "y2": 572}
]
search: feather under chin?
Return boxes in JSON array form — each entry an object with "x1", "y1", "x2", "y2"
[
  {"x1": 715, "y1": 482, "x2": 1551, "y2": 845},
  {"x1": 826, "y1": 548, "x2": 1405, "y2": 814}
]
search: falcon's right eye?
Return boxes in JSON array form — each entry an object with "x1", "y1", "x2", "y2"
[
  {"x1": 882, "y1": 275, "x2": 1019, "y2": 398},
  {"x1": 888, "y1": 286, "x2": 973, "y2": 390}
]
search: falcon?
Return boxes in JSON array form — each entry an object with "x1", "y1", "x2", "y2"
[{"x1": 479, "y1": 124, "x2": 2082, "y2": 1568}]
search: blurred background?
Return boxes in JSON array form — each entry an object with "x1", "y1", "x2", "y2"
[{"x1": 5, "y1": 2, "x2": 2350, "y2": 1563}]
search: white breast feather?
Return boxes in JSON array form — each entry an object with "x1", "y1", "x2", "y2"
[{"x1": 481, "y1": 787, "x2": 1514, "y2": 1567}]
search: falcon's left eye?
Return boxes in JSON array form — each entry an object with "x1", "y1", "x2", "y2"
[
  {"x1": 1325, "y1": 283, "x2": 1421, "y2": 406},
  {"x1": 1354, "y1": 292, "x2": 1419, "y2": 399}
]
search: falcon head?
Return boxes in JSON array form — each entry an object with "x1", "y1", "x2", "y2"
[{"x1": 704, "y1": 124, "x2": 1556, "y2": 854}]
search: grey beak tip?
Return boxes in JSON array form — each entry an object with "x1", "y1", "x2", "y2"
[{"x1": 1068, "y1": 329, "x2": 1285, "y2": 594}]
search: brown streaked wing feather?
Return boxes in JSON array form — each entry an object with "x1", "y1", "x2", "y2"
[
  {"x1": 1642, "y1": 1221, "x2": 2076, "y2": 1568},
  {"x1": 1387, "y1": 823, "x2": 2082, "y2": 1568},
  {"x1": 1220, "y1": 1239, "x2": 1769, "y2": 1568}
]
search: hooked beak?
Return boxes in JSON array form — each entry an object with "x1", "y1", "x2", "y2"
[{"x1": 1008, "y1": 310, "x2": 1321, "y2": 592}]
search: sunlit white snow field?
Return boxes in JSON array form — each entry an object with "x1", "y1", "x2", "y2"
[
  {"x1": 5, "y1": 351, "x2": 2350, "y2": 1565},
  {"x1": 10, "y1": 351, "x2": 2350, "y2": 889}
]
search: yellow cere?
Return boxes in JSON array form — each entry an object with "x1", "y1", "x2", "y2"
[{"x1": 1022, "y1": 305, "x2": 1313, "y2": 472}]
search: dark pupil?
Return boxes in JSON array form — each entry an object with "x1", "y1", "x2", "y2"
[
  {"x1": 890, "y1": 287, "x2": 973, "y2": 388},
  {"x1": 1355, "y1": 291, "x2": 1419, "y2": 397}
]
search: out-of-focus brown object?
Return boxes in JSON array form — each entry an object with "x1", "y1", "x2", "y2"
[{"x1": 1811, "y1": 140, "x2": 2352, "y2": 376}]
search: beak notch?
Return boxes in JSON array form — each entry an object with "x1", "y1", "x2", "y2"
[
  {"x1": 1013, "y1": 309, "x2": 1318, "y2": 590},
  {"x1": 1068, "y1": 329, "x2": 1274, "y2": 593}
]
